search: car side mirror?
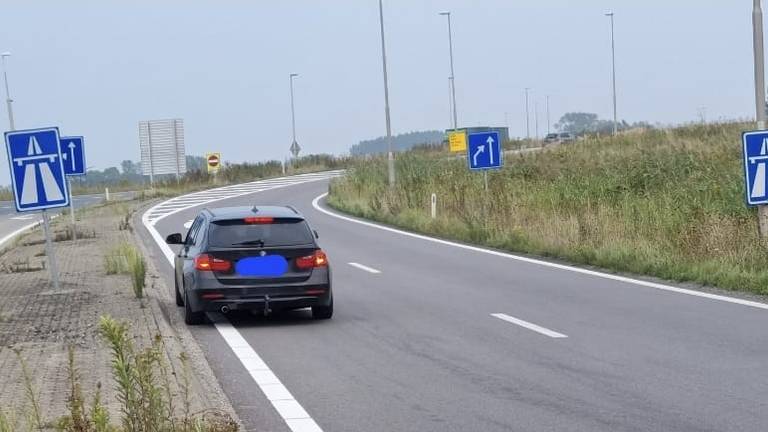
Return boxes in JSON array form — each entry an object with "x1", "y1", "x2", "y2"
[
  {"x1": 314, "y1": 230, "x2": 319, "y2": 239},
  {"x1": 166, "y1": 233, "x2": 183, "y2": 245}
]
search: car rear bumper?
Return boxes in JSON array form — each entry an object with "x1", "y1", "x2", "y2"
[{"x1": 190, "y1": 286, "x2": 332, "y2": 313}]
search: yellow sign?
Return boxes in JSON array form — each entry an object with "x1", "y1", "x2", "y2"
[
  {"x1": 206, "y1": 152, "x2": 221, "y2": 173},
  {"x1": 448, "y1": 131, "x2": 467, "y2": 153}
]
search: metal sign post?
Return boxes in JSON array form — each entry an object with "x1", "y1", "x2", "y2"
[
  {"x1": 60, "y1": 136, "x2": 86, "y2": 241},
  {"x1": 68, "y1": 178, "x2": 76, "y2": 241},
  {"x1": 5, "y1": 127, "x2": 70, "y2": 291},
  {"x1": 41, "y1": 209, "x2": 60, "y2": 290}
]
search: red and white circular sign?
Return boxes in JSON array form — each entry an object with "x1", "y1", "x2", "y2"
[{"x1": 208, "y1": 154, "x2": 220, "y2": 167}]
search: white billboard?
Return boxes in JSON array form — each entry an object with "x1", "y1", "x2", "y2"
[{"x1": 139, "y1": 118, "x2": 186, "y2": 181}]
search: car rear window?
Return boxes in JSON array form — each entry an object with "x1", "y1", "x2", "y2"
[{"x1": 208, "y1": 218, "x2": 314, "y2": 247}]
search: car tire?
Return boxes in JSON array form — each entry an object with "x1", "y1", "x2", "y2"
[
  {"x1": 312, "y1": 297, "x2": 333, "y2": 320},
  {"x1": 174, "y1": 277, "x2": 184, "y2": 307},
  {"x1": 184, "y1": 289, "x2": 205, "y2": 325}
]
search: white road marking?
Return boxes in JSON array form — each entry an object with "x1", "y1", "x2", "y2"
[
  {"x1": 11, "y1": 215, "x2": 35, "y2": 220},
  {"x1": 183, "y1": 220, "x2": 194, "y2": 229},
  {"x1": 0, "y1": 221, "x2": 42, "y2": 247},
  {"x1": 491, "y1": 313, "x2": 568, "y2": 338},
  {"x1": 311, "y1": 193, "x2": 768, "y2": 311},
  {"x1": 142, "y1": 172, "x2": 342, "y2": 432},
  {"x1": 348, "y1": 262, "x2": 381, "y2": 274}
]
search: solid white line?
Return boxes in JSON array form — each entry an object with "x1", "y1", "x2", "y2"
[
  {"x1": 141, "y1": 173, "x2": 341, "y2": 432},
  {"x1": 348, "y1": 262, "x2": 381, "y2": 274},
  {"x1": 311, "y1": 193, "x2": 768, "y2": 311},
  {"x1": 491, "y1": 313, "x2": 568, "y2": 338},
  {"x1": 0, "y1": 220, "x2": 42, "y2": 247}
]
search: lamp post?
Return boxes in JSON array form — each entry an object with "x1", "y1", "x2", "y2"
[
  {"x1": 524, "y1": 88, "x2": 531, "y2": 140},
  {"x1": 440, "y1": 11, "x2": 458, "y2": 131},
  {"x1": 605, "y1": 12, "x2": 618, "y2": 135},
  {"x1": 1, "y1": 52, "x2": 14, "y2": 131},
  {"x1": 289, "y1": 73, "x2": 300, "y2": 162},
  {"x1": 378, "y1": 0, "x2": 395, "y2": 186},
  {"x1": 752, "y1": 0, "x2": 768, "y2": 237}
]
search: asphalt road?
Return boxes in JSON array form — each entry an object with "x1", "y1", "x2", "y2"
[
  {"x1": 138, "y1": 177, "x2": 768, "y2": 432},
  {"x1": 0, "y1": 191, "x2": 134, "y2": 244}
]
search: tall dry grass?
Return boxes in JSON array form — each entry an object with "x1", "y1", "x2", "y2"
[{"x1": 328, "y1": 122, "x2": 768, "y2": 295}]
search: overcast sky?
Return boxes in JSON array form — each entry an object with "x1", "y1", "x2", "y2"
[{"x1": 0, "y1": 0, "x2": 758, "y2": 178}]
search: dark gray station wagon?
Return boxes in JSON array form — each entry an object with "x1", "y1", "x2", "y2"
[{"x1": 166, "y1": 205, "x2": 333, "y2": 324}]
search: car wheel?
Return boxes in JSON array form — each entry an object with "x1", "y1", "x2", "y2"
[
  {"x1": 312, "y1": 297, "x2": 333, "y2": 320},
  {"x1": 184, "y1": 289, "x2": 205, "y2": 325},
  {"x1": 174, "y1": 277, "x2": 184, "y2": 307}
]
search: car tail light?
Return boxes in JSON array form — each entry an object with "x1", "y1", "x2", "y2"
[
  {"x1": 244, "y1": 216, "x2": 274, "y2": 224},
  {"x1": 195, "y1": 254, "x2": 232, "y2": 272},
  {"x1": 201, "y1": 293, "x2": 224, "y2": 300},
  {"x1": 296, "y1": 250, "x2": 328, "y2": 270}
]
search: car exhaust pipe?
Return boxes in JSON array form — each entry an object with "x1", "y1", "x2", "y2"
[{"x1": 220, "y1": 305, "x2": 230, "y2": 314}]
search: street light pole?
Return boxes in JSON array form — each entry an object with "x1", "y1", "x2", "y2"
[
  {"x1": 752, "y1": 0, "x2": 768, "y2": 238},
  {"x1": 2, "y1": 52, "x2": 59, "y2": 289},
  {"x1": 606, "y1": 12, "x2": 618, "y2": 135},
  {"x1": 524, "y1": 88, "x2": 531, "y2": 140},
  {"x1": 378, "y1": 0, "x2": 395, "y2": 187},
  {"x1": 1, "y1": 52, "x2": 15, "y2": 131},
  {"x1": 440, "y1": 11, "x2": 458, "y2": 131},
  {"x1": 289, "y1": 73, "x2": 298, "y2": 150}
]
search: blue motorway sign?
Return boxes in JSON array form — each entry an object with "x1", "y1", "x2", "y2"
[
  {"x1": 5, "y1": 127, "x2": 70, "y2": 212},
  {"x1": 467, "y1": 131, "x2": 502, "y2": 170},
  {"x1": 60, "y1": 136, "x2": 86, "y2": 176},
  {"x1": 743, "y1": 130, "x2": 768, "y2": 206}
]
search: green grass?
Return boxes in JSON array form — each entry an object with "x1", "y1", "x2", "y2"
[
  {"x1": 104, "y1": 243, "x2": 146, "y2": 298},
  {"x1": 328, "y1": 122, "x2": 768, "y2": 296}
]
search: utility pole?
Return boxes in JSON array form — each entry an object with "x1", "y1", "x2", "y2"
[
  {"x1": 1, "y1": 52, "x2": 15, "y2": 130},
  {"x1": 289, "y1": 73, "x2": 300, "y2": 162},
  {"x1": 378, "y1": 0, "x2": 395, "y2": 187},
  {"x1": 440, "y1": 11, "x2": 459, "y2": 131},
  {"x1": 524, "y1": 88, "x2": 531, "y2": 140},
  {"x1": 752, "y1": 0, "x2": 768, "y2": 238},
  {"x1": 606, "y1": 12, "x2": 618, "y2": 135},
  {"x1": 2, "y1": 52, "x2": 60, "y2": 290}
]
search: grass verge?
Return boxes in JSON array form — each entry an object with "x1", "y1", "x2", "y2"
[
  {"x1": 327, "y1": 122, "x2": 768, "y2": 296},
  {"x1": 4, "y1": 316, "x2": 238, "y2": 431}
]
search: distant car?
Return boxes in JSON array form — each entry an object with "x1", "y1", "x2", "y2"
[
  {"x1": 558, "y1": 132, "x2": 576, "y2": 143},
  {"x1": 544, "y1": 133, "x2": 559, "y2": 144},
  {"x1": 165, "y1": 205, "x2": 333, "y2": 324}
]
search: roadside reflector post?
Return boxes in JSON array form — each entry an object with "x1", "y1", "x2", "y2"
[
  {"x1": 105, "y1": 187, "x2": 110, "y2": 202},
  {"x1": 431, "y1": 193, "x2": 437, "y2": 219},
  {"x1": 41, "y1": 210, "x2": 60, "y2": 291},
  {"x1": 68, "y1": 178, "x2": 76, "y2": 241}
]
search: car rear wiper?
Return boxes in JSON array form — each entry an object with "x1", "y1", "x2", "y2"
[{"x1": 231, "y1": 239, "x2": 265, "y2": 247}]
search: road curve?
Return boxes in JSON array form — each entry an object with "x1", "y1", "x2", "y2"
[{"x1": 138, "y1": 175, "x2": 768, "y2": 432}]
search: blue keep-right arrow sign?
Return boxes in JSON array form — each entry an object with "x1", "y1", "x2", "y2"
[{"x1": 467, "y1": 131, "x2": 502, "y2": 170}]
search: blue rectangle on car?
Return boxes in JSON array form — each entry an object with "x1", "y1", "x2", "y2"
[{"x1": 235, "y1": 256, "x2": 288, "y2": 277}]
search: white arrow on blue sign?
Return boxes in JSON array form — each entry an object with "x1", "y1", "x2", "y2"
[
  {"x1": 4, "y1": 127, "x2": 70, "y2": 212},
  {"x1": 60, "y1": 136, "x2": 86, "y2": 176},
  {"x1": 743, "y1": 130, "x2": 768, "y2": 206},
  {"x1": 467, "y1": 131, "x2": 502, "y2": 170}
]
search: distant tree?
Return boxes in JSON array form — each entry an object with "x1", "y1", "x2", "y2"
[
  {"x1": 186, "y1": 155, "x2": 207, "y2": 172},
  {"x1": 555, "y1": 112, "x2": 599, "y2": 134},
  {"x1": 350, "y1": 130, "x2": 445, "y2": 156},
  {"x1": 121, "y1": 160, "x2": 138, "y2": 175}
]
